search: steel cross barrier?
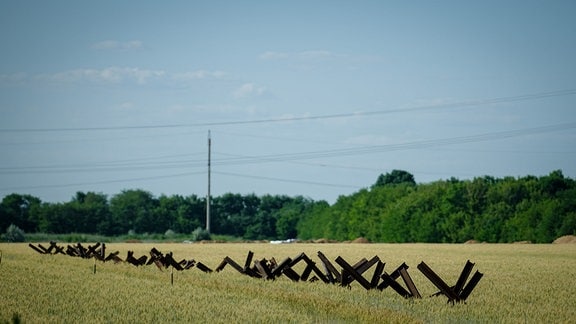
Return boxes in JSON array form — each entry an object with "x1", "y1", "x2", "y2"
[
  {"x1": 29, "y1": 241, "x2": 65, "y2": 255},
  {"x1": 317, "y1": 253, "x2": 421, "y2": 297},
  {"x1": 417, "y1": 260, "x2": 484, "y2": 303},
  {"x1": 28, "y1": 242, "x2": 210, "y2": 273},
  {"x1": 339, "y1": 256, "x2": 380, "y2": 287},
  {"x1": 334, "y1": 256, "x2": 374, "y2": 290},
  {"x1": 28, "y1": 243, "x2": 483, "y2": 303},
  {"x1": 317, "y1": 251, "x2": 341, "y2": 283},
  {"x1": 377, "y1": 262, "x2": 421, "y2": 298},
  {"x1": 216, "y1": 251, "x2": 330, "y2": 283},
  {"x1": 104, "y1": 251, "x2": 123, "y2": 263},
  {"x1": 29, "y1": 242, "x2": 103, "y2": 258},
  {"x1": 29, "y1": 243, "x2": 48, "y2": 254},
  {"x1": 216, "y1": 251, "x2": 264, "y2": 278}
]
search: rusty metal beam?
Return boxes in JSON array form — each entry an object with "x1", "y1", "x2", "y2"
[
  {"x1": 399, "y1": 266, "x2": 421, "y2": 298},
  {"x1": 335, "y1": 256, "x2": 372, "y2": 290},
  {"x1": 317, "y1": 251, "x2": 341, "y2": 283},
  {"x1": 417, "y1": 261, "x2": 459, "y2": 302},
  {"x1": 459, "y1": 270, "x2": 483, "y2": 301},
  {"x1": 454, "y1": 260, "x2": 474, "y2": 295}
]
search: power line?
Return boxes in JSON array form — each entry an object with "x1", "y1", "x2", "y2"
[
  {"x1": 213, "y1": 171, "x2": 362, "y2": 189},
  {"x1": 214, "y1": 151, "x2": 382, "y2": 172},
  {"x1": 1, "y1": 88, "x2": 575, "y2": 133},
  {"x1": 212, "y1": 130, "x2": 342, "y2": 146},
  {"x1": 2, "y1": 122, "x2": 574, "y2": 194},
  {"x1": 0, "y1": 159, "x2": 206, "y2": 174},
  {"x1": 0, "y1": 152, "x2": 208, "y2": 174},
  {"x1": 0, "y1": 171, "x2": 206, "y2": 192},
  {"x1": 0, "y1": 130, "x2": 207, "y2": 145},
  {"x1": 211, "y1": 122, "x2": 576, "y2": 165},
  {"x1": 2, "y1": 121, "x2": 574, "y2": 175}
]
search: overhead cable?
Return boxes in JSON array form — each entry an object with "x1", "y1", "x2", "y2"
[
  {"x1": 0, "y1": 171, "x2": 206, "y2": 192},
  {"x1": 213, "y1": 171, "x2": 362, "y2": 189},
  {"x1": 1, "y1": 88, "x2": 575, "y2": 132},
  {"x1": 2, "y1": 121, "x2": 574, "y2": 174}
]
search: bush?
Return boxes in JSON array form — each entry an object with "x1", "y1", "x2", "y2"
[
  {"x1": 191, "y1": 227, "x2": 211, "y2": 241},
  {"x1": 164, "y1": 229, "x2": 176, "y2": 238},
  {"x1": 3, "y1": 224, "x2": 25, "y2": 242}
]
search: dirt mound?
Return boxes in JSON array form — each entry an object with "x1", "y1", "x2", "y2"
[
  {"x1": 313, "y1": 238, "x2": 339, "y2": 243},
  {"x1": 351, "y1": 237, "x2": 370, "y2": 244},
  {"x1": 513, "y1": 240, "x2": 532, "y2": 244},
  {"x1": 553, "y1": 235, "x2": 576, "y2": 244}
]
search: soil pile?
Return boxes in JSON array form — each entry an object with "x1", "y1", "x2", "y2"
[
  {"x1": 553, "y1": 235, "x2": 576, "y2": 244},
  {"x1": 351, "y1": 237, "x2": 370, "y2": 244}
]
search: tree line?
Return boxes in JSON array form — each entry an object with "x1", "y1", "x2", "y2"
[
  {"x1": 1, "y1": 170, "x2": 574, "y2": 243},
  {"x1": 0, "y1": 189, "x2": 318, "y2": 240},
  {"x1": 297, "y1": 170, "x2": 576, "y2": 243}
]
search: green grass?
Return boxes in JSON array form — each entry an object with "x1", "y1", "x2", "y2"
[{"x1": 1, "y1": 242, "x2": 575, "y2": 323}]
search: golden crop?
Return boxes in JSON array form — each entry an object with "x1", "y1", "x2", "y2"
[{"x1": 1, "y1": 242, "x2": 575, "y2": 323}]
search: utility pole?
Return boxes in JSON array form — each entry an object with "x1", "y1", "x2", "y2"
[{"x1": 206, "y1": 130, "x2": 211, "y2": 233}]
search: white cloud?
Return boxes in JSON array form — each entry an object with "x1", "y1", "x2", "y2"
[
  {"x1": 91, "y1": 40, "x2": 143, "y2": 50},
  {"x1": 171, "y1": 70, "x2": 227, "y2": 81},
  {"x1": 34, "y1": 67, "x2": 165, "y2": 84},
  {"x1": 298, "y1": 50, "x2": 339, "y2": 59},
  {"x1": 1, "y1": 67, "x2": 228, "y2": 86},
  {"x1": 0, "y1": 72, "x2": 28, "y2": 85},
  {"x1": 232, "y1": 83, "x2": 266, "y2": 99},
  {"x1": 259, "y1": 50, "x2": 342, "y2": 60}
]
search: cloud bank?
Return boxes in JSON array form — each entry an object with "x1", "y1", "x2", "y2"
[
  {"x1": 0, "y1": 67, "x2": 228, "y2": 86},
  {"x1": 233, "y1": 83, "x2": 266, "y2": 99}
]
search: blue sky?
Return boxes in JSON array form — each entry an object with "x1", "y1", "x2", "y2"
[{"x1": 1, "y1": 1, "x2": 576, "y2": 204}]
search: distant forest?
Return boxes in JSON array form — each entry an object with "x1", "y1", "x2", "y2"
[{"x1": 1, "y1": 170, "x2": 575, "y2": 243}]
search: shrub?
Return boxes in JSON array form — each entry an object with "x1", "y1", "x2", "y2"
[
  {"x1": 191, "y1": 227, "x2": 211, "y2": 241},
  {"x1": 164, "y1": 229, "x2": 176, "y2": 238},
  {"x1": 3, "y1": 224, "x2": 25, "y2": 242}
]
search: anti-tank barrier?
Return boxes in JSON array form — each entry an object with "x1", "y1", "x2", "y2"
[{"x1": 29, "y1": 243, "x2": 482, "y2": 303}]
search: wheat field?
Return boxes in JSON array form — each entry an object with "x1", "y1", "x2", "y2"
[{"x1": 1, "y1": 242, "x2": 575, "y2": 323}]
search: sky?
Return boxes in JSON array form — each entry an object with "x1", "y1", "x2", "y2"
[{"x1": 1, "y1": 1, "x2": 576, "y2": 204}]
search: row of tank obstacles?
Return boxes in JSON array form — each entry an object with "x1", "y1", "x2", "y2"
[
  {"x1": 28, "y1": 242, "x2": 212, "y2": 272},
  {"x1": 29, "y1": 242, "x2": 482, "y2": 303}
]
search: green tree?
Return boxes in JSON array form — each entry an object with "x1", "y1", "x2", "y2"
[
  {"x1": 296, "y1": 200, "x2": 330, "y2": 240},
  {"x1": 175, "y1": 195, "x2": 205, "y2": 234},
  {"x1": 212, "y1": 193, "x2": 259, "y2": 236},
  {"x1": 244, "y1": 195, "x2": 292, "y2": 240},
  {"x1": 540, "y1": 170, "x2": 570, "y2": 197},
  {"x1": 373, "y1": 170, "x2": 416, "y2": 188},
  {"x1": 0, "y1": 194, "x2": 42, "y2": 233},
  {"x1": 275, "y1": 196, "x2": 313, "y2": 239},
  {"x1": 70, "y1": 192, "x2": 110, "y2": 234},
  {"x1": 1, "y1": 169, "x2": 574, "y2": 243},
  {"x1": 478, "y1": 202, "x2": 511, "y2": 242},
  {"x1": 37, "y1": 202, "x2": 75, "y2": 233},
  {"x1": 109, "y1": 190, "x2": 159, "y2": 234}
]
